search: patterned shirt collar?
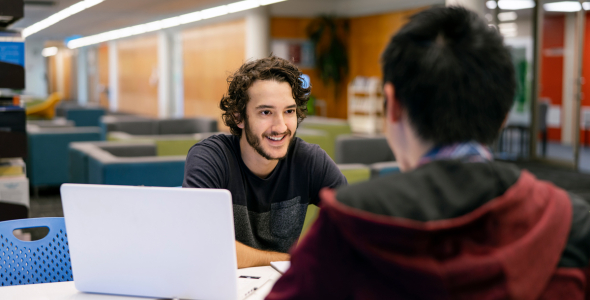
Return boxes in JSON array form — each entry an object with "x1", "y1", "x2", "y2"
[{"x1": 417, "y1": 141, "x2": 493, "y2": 167}]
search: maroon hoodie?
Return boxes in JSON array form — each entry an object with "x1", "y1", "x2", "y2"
[{"x1": 267, "y1": 161, "x2": 590, "y2": 300}]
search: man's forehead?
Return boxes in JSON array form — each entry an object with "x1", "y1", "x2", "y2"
[{"x1": 246, "y1": 80, "x2": 296, "y2": 108}]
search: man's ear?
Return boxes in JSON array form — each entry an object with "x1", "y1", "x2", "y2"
[
  {"x1": 236, "y1": 113, "x2": 244, "y2": 129},
  {"x1": 384, "y1": 83, "x2": 402, "y2": 123}
]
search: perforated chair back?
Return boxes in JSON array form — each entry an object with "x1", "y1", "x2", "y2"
[{"x1": 0, "y1": 217, "x2": 72, "y2": 286}]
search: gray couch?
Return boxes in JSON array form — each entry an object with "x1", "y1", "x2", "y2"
[
  {"x1": 100, "y1": 116, "x2": 218, "y2": 139},
  {"x1": 335, "y1": 134, "x2": 395, "y2": 164}
]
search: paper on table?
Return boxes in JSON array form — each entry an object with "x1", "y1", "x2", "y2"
[{"x1": 270, "y1": 261, "x2": 290, "y2": 274}]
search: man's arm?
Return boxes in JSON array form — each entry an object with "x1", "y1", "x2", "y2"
[
  {"x1": 235, "y1": 241, "x2": 290, "y2": 269},
  {"x1": 310, "y1": 148, "x2": 347, "y2": 205},
  {"x1": 183, "y1": 142, "x2": 226, "y2": 188}
]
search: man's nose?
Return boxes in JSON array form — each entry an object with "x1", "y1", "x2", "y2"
[{"x1": 272, "y1": 113, "x2": 288, "y2": 134}]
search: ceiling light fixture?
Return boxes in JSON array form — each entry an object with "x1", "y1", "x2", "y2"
[
  {"x1": 498, "y1": 22, "x2": 518, "y2": 37},
  {"x1": 498, "y1": 11, "x2": 517, "y2": 21},
  {"x1": 486, "y1": 0, "x2": 535, "y2": 10},
  {"x1": 23, "y1": 0, "x2": 104, "y2": 38},
  {"x1": 41, "y1": 46, "x2": 58, "y2": 57},
  {"x1": 67, "y1": 0, "x2": 286, "y2": 49},
  {"x1": 544, "y1": 1, "x2": 583, "y2": 12}
]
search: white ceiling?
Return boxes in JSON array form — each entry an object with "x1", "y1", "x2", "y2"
[{"x1": 11, "y1": 0, "x2": 444, "y2": 41}]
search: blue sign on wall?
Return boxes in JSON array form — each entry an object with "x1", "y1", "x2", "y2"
[
  {"x1": 0, "y1": 40, "x2": 26, "y2": 89},
  {"x1": 0, "y1": 41, "x2": 25, "y2": 66}
]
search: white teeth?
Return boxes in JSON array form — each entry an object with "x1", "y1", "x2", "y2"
[{"x1": 267, "y1": 136, "x2": 284, "y2": 141}]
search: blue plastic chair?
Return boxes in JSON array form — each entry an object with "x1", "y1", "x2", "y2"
[{"x1": 0, "y1": 217, "x2": 73, "y2": 286}]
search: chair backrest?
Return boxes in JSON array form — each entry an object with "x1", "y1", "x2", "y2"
[
  {"x1": 158, "y1": 118, "x2": 218, "y2": 135},
  {"x1": 99, "y1": 144, "x2": 157, "y2": 157},
  {"x1": 335, "y1": 135, "x2": 395, "y2": 164},
  {"x1": 25, "y1": 93, "x2": 62, "y2": 119},
  {"x1": 114, "y1": 120, "x2": 159, "y2": 136},
  {"x1": 0, "y1": 217, "x2": 72, "y2": 286},
  {"x1": 65, "y1": 108, "x2": 106, "y2": 127}
]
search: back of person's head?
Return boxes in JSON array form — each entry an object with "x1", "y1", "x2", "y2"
[
  {"x1": 381, "y1": 6, "x2": 516, "y2": 145},
  {"x1": 220, "y1": 56, "x2": 310, "y2": 136}
]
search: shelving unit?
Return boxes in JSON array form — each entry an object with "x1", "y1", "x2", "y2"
[{"x1": 347, "y1": 76, "x2": 383, "y2": 135}]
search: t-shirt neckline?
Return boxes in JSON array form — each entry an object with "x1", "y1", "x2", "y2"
[{"x1": 232, "y1": 134, "x2": 286, "y2": 181}]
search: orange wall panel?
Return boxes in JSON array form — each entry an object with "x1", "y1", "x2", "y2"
[
  {"x1": 117, "y1": 35, "x2": 159, "y2": 118},
  {"x1": 182, "y1": 19, "x2": 246, "y2": 131},
  {"x1": 97, "y1": 44, "x2": 109, "y2": 109},
  {"x1": 540, "y1": 15, "x2": 565, "y2": 141},
  {"x1": 348, "y1": 7, "x2": 425, "y2": 79},
  {"x1": 270, "y1": 7, "x2": 427, "y2": 120},
  {"x1": 271, "y1": 18, "x2": 313, "y2": 39},
  {"x1": 47, "y1": 56, "x2": 57, "y2": 95},
  {"x1": 61, "y1": 51, "x2": 73, "y2": 100},
  {"x1": 580, "y1": 13, "x2": 590, "y2": 144}
]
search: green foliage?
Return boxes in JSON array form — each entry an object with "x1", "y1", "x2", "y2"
[
  {"x1": 307, "y1": 16, "x2": 349, "y2": 87},
  {"x1": 307, "y1": 95, "x2": 316, "y2": 115}
]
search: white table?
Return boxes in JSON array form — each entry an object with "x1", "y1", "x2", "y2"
[{"x1": 0, "y1": 266, "x2": 281, "y2": 300}]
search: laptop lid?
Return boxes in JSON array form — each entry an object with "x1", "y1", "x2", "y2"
[{"x1": 60, "y1": 184, "x2": 237, "y2": 300}]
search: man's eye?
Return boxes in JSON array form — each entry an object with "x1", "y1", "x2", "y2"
[
  {"x1": 261, "y1": 111, "x2": 271, "y2": 115},
  {"x1": 285, "y1": 109, "x2": 295, "y2": 114}
]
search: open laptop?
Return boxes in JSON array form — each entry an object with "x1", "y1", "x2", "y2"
[{"x1": 60, "y1": 184, "x2": 269, "y2": 300}]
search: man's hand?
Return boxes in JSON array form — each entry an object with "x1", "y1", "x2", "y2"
[{"x1": 235, "y1": 241, "x2": 290, "y2": 269}]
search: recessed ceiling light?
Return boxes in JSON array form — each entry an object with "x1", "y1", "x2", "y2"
[
  {"x1": 67, "y1": 0, "x2": 287, "y2": 49},
  {"x1": 498, "y1": 11, "x2": 517, "y2": 21},
  {"x1": 41, "y1": 46, "x2": 58, "y2": 57},
  {"x1": 23, "y1": 0, "x2": 104, "y2": 38},
  {"x1": 487, "y1": 0, "x2": 535, "y2": 10},
  {"x1": 544, "y1": 1, "x2": 582, "y2": 12}
]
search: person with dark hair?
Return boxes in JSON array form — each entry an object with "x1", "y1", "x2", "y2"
[
  {"x1": 183, "y1": 56, "x2": 347, "y2": 268},
  {"x1": 267, "y1": 6, "x2": 590, "y2": 299}
]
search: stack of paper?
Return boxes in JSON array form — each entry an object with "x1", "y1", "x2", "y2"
[
  {"x1": 0, "y1": 158, "x2": 29, "y2": 207},
  {"x1": 0, "y1": 158, "x2": 26, "y2": 177}
]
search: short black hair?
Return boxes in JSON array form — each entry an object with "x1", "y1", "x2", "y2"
[{"x1": 381, "y1": 6, "x2": 515, "y2": 145}]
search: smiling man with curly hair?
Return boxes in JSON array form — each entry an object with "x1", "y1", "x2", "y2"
[{"x1": 183, "y1": 56, "x2": 347, "y2": 268}]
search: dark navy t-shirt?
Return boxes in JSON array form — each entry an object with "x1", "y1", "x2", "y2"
[{"x1": 182, "y1": 134, "x2": 347, "y2": 253}]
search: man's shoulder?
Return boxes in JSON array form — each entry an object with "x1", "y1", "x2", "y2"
[
  {"x1": 289, "y1": 137, "x2": 326, "y2": 160},
  {"x1": 335, "y1": 160, "x2": 521, "y2": 221},
  {"x1": 188, "y1": 133, "x2": 237, "y2": 154}
]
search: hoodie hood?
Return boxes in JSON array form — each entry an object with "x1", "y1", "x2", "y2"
[{"x1": 322, "y1": 167, "x2": 572, "y2": 300}]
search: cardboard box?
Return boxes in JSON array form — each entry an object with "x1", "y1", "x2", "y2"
[{"x1": 0, "y1": 176, "x2": 29, "y2": 207}]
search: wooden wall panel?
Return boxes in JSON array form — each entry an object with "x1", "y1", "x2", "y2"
[
  {"x1": 97, "y1": 44, "x2": 109, "y2": 109},
  {"x1": 117, "y1": 34, "x2": 159, "y2": 117},
  {"x1": 61, "y1": 50, "x2": 73, "y2": 100},
  {"x1": 540, "y1": 15, "x2": 565, "y2": 142},
  {"x1": 348, "y1": 7, "x2": 425, "y2": 79},
  {"x1": 270, "y1": 7, "x2": 427, "y2": 120},
  {"x1": 47, "y1": 56, "x2": 57, "y2": 95},
  {"x1": 182, "y1": 19, "x2": 246, "y2": 131},
  {"x1": 271, "y1": 17, "x2": 348, "y2": 119}
]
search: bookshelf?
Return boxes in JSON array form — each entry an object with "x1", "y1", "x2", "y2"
[{"x1": 347, "y1": 76, "x2": 384, "y2": 135}]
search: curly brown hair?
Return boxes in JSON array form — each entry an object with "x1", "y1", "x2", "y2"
[{"x1": 220, "y1": 56, "x2": 311, "y2": 136}]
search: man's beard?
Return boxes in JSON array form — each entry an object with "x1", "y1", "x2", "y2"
[{"x1": 244, "y1": 118, "x2": 294, "y2": 161}]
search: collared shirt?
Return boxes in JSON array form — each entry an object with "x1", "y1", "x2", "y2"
[{"x1": 417, "y1": 141, "x2": 493, "y2": 167}]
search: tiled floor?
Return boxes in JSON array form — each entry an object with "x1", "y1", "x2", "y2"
[
  {"x1": 496, "y1": 129, "x2": 590, "y2": 173},
  {"x1": 539, "y1": 143, "x2": 590, "y2": 173},
  {"x1": 30, "y1": 189, "x2": 63, "y2": 218}
]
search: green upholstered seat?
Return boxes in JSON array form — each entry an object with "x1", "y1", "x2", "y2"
[
  {"x1": 296, "y1": 128, "x2": 333, "y2": 159},
  {"x1": 155, "y1": 139, "x2": 199, "y2": 156},
  {"x1": 299, "y1": 117, "x2": 352, "y2": 159},
  {"x1": 106, "y1": 132, "x2": 216, "y2": 156}
]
